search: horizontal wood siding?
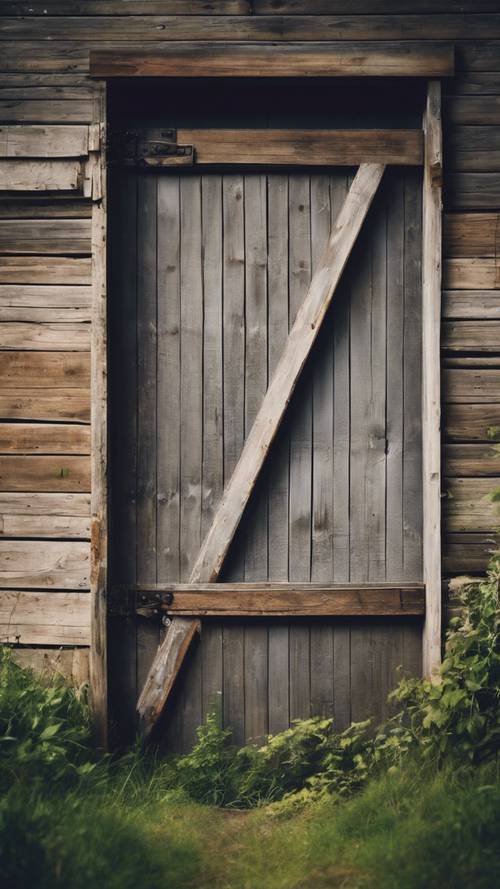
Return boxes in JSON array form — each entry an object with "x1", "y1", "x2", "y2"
[{"x1": 0, "y1": 83, "x2": 94, "y2": 656}]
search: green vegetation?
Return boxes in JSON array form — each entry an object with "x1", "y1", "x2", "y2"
[{"x1": 1, "y1": 558, "x2": 500, "y2": 888}]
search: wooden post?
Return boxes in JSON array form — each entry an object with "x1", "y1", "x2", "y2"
[
  {"x1": 422, "y1": 80, "x2": 442, "y2": 679},
  {"x1": 137, "y1": 163, "x2": 385, "y2": 739},
  {"x1": 89, "y1": 86, "x2": 108, "y2": 747}
]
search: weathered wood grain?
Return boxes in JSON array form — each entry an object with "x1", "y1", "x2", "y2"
[
  {"x1": 136, "y1": 617, "x2": 200, "y2": 739},
  {"x1": 156, "y1": 176, "x2": 180, "y2": 587},
  {"x1": 0, "y1": 491, "x2": 90, "y2": 515},
  {"x1": 403, "y1": 171, "x2": 424, "y2": 581},
  {"x1": 0, "y1": 321, "x2": 90, "y2": 350},
  {"x1": 443, "y1": 213, "x2": 500, "y2": 258},
  {"x1": 0, "y1": 1, "x2": 250, "y2": 13},
  {"x1": 442, "y1": 291, "x2": 500, "y2": 320},
  {"x1": 446, "y1": 72, "x2": 500, "y2": 95},
  {"x1": 445, "y1": 443, "x2": 500, "y2": 477},
  {"x1": 107, "y1": 162, "x2": 138, "y2": 742},
  {"x1": 444, "y1": 404, "x2": 500, "y2": 441},
  {"x1": 0, "y1": 455, "x2": 90, "y2": 491},
  {"x1": 0, "y1": 159, "x2": 83, "y2": 192},
  {"x1": 137, "y1": 165, "x2": 385, "y2": 739},
  {"x1": 443, "y1": 477, "x2": 500, "y2": 533},
  {"x1": 10, "y1": 647, "x2": 89, "y2": 685},
  {"x1": 0, "y1": 125, "x2": 89, "y2": 158},
  {"x1": 134, "y1": 173, "x2": 159, "y2": 718},
  {"x1": 199, "y1": 175, "x2": 224, "y2": 730},
  {"x1": 448, "y1": 128, "x2": 500, "y2": 172},
  {"x1": 253, "y1": 1, "x2": 500, "y2": 11},
  {"x1": 0, "y1": 200, "x2": 92, "y2": 218},
  {"x1": 176, "y1": 128, "x2": 423, "y2": 166},
  {"x1": 132, "y1": 583, "x2": 425, "y2": 617},
  {"x1": 443, "y1": 531, "x2": 497, "y2": 574},
  {"x1": 446, "y1": 173, "x2": 500, "y2": 210},
  {"x1": 0, "y1": 351, "x2": 90, "y2": 388},
  {"x1": 444, "y1": 368, "x2": 500, "y2": 404},
  {"x1": 444, "y1": 258, "x2": 500, "y2": 290},
  {"x1": 0, "y1": 255, "x2": 91, "y2": 284},
  {"x1": 0, "y1": 100, "x2": 94, "y2": 124},
  {"x1": 242, "y1": 173, "x2": 269, "y2": 740},
  {"x1": 89, "y1": 110, "x2": 108, "y2": 747},
  {"x1": 192, "y1": 164, "x2": 384, "y2": 586},
  {"x1": 0, "y1": 423, "x2": 90, "y2": 455},
  {"x1": 446, "y1": 96, "x2": 500, "y2": 126},
  {"x1": 0, "y1": 389, "x2": 90, "y2": 422},
  {"x1": 0, "y1": 285, "x2": 91, "y2": 310},
  {"x1": 0, "y1": 219, "x2": 91, "y2": 254},
  {"x1": 0, "y1": 490, "x2": 90, "y2": 538},
  {"x1": 90, "y1": 42, "x2": 454, "y2": 77},
  {"x1": 0, "y1": 590, "x2": 90, "y2": 645},
  {"x1": 443, "y1": 320, "x2": 500, "y2": 352},
  {"x1": 0, "y1": 14, "x2": 491, "y2": 42},
  {"x1": 422, "y1": 81, "x2": 442, "y2": 678},
  {"x1": 0, "y1": 540, "x2": 90, "y2": 589},
  {"x1": 266, "y1": 174, "x2": 290, "y2": 736}
]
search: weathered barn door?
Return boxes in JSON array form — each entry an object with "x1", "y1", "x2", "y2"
[{"x1": 108, "y1": 87, "x2": 424, "y2": 750}]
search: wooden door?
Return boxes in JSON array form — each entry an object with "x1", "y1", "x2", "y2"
[{"x1": 109, "y1": 164, "x2": 423, "y2": 750}]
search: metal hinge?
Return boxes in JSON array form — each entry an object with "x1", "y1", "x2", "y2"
[
  {"x1": 107, "y1": 128, "x2": 194, "y2": 168},
  {"x1": 108, "y1": 587, "x2": 174, "y2": 618}
]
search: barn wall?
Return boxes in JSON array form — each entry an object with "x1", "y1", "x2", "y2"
[{"x1": 0, "y1": 4, "x2": 498, "y2": 691}]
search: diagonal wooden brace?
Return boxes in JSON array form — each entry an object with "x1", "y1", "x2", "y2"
[{"x1": 137, "y1": 163, "x2": 385, "y2": 740}]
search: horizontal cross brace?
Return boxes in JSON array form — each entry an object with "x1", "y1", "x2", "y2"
[
  {"x1": 109, "y1": 128, "x2": 423, "y2": 168},
  {"x1": 109, "y1": 583, "x2": 425, "y2": 619}
]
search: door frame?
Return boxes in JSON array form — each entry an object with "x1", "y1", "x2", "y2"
[{"x1": 91, "y1": 71, "x2": 443, "y2": 745}]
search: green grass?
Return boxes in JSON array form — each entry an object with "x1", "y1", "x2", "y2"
[
  {"x1": 2, "y1": 560, "x2": 500, "y2": 888},
  {"x1": 3, "y1": 759, "x2": 499, "y2": 889}
]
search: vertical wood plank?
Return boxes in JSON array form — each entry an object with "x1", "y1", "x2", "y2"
[
  {"x1": 386, "y1": 172, "x2": 405, "y2": 582},
  {"x1": 136, "y1": 174, "x2": 159, "y2": 698},
  {"x1": 330, "y1": 173, "x2": 351, "y2": 732},
  {"x1": 177, "y1": 173, "x2": 204, "y2": 747},
  {"x1": 157, "y1": 175, "x2": 181, "y2": 585},
  {"x1": 310, "y1": 173, "x2": 334, "y2": 719},
  {"x1": 201, "y1": 174, "x2": 224, "y2": 723},
  {"x1": 349, "y1": 183, "x2": 388, "y2": 725},
  {"x1": 243, "y1": 174, "x2": 269, "y2": 742},
  {"x1": 403, "y1": 170, "x2": 424, "y2": 582},
  {"x1": 180, "y1": 175, "x2": 203, "y2": 582},
  {"x1": 422, "y1": 81, "x2": 443, "y2": 678},
  {"x1": 222, "y1": 174, "x2": 245, "y2": 743},
  {"x1": 288, "y1": 174, "x2": 312, "y2": 721},
  {"x1": 267, "y1": 174, "x2": 290, "y2": 735}
]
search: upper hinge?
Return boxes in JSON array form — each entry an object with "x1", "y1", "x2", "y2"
[{"x1": 107, "y1": 128, "x2": 194, "y2": 168}]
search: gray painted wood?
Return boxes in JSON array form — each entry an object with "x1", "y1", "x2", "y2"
[
  {"x1": 135, "y1": 175, "x2": 159, "y2": 700},
  {"x1": 243, "y1": 175, "x2": 269, "y2": 742},
  {"x1": 310, "y1": 174, "x2": 334, "y2": 719},
  {"x1": 267, "y1": 174, "x2": 291, "y2": 735},
  {"x1": 200, "y1": 175, "x2": 224, "y2": 724},
  {"x1": 109, "y1": 167, "x2": 423, "y2": 749},
  {"x1": 221, "y1": 174, "x2": 246, "y2": 744}
]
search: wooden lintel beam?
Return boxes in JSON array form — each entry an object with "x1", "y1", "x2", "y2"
[
  {"x1": 137, "y1": 163, "x2": 384, "y2": 740},
  {"x1": 90, "y1": 42, "x2": 454, "y2": 78},
  {"x1": 126, "y1": 583, "x2": 425, "y2": 618},
  {"x1": 177, "y1": 129, "x2": 423, "y2": 167}
]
